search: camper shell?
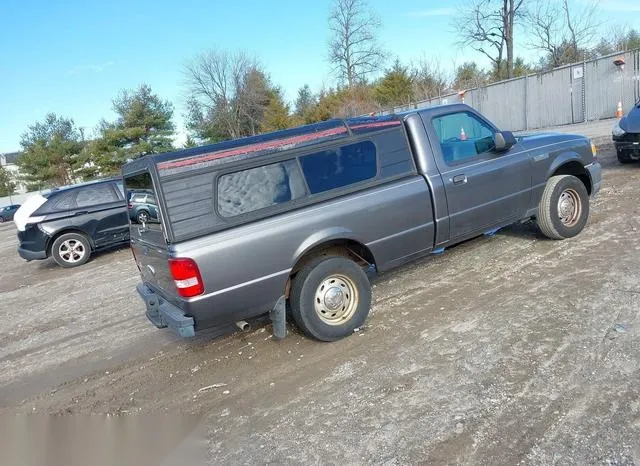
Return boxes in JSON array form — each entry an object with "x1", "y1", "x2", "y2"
[{"x1": 123, "y1": 115, "x2": 415, "y2": 244}]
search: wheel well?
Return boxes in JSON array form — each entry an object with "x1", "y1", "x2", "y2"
[
  {"x1": 46, "y1": 229, "x2": 93, "y2": 256},
  {"x1": 285, "y1": 239, "x2": 376, "y2": 298},
  {"x1": 552, "y1": 161, "x2": 592, "y2": 195}
]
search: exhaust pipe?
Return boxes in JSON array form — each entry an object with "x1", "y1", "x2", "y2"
[{"x1": 235, "y1": 320, "x2": 251, "y2": 332}]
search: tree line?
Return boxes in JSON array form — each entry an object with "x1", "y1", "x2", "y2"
[{"x1": 2, "y1": 0, "x2": 639, "y2": 193}]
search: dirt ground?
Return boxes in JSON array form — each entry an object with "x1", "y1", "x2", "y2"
[{"x1": 0, "y1": 142, "x2": 639, "y2": 465}]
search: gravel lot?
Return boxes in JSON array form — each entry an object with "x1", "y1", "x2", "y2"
[{"x1": 0, "y1": 138, "x2": 639, "y2": 464}]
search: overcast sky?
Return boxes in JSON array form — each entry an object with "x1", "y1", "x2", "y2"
[{"x1": 1, "y1": 0, "x2": 637, "y2": 153}]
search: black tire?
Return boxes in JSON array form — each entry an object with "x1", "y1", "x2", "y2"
[
  {"x1": 617, "y1": 150, "x2": 634, "y2": 164},
  {"x1": 0, "y1": 216, "x2": 4, "y2": 223},
  {"x1": 51, "y1": 232, "x2": 91, "y2": 268},
  {"x1": 536, "y1": 174, "x2": 589, "y2": 240},
  {"x1": 290, "y1": 255, "x2": 372, "y2": 342},
  {"x1": 136, "y1": 210, "x2": 150, "y2": 224}
]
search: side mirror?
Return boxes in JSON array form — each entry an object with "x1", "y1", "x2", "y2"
[{"x1": 493, "y1": 131, "x2": 516, "y2": 152}]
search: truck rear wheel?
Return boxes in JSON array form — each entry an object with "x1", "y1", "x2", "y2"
[
  {"x1": 537, "y1": 175, "x2": 589, "y2": 240},
  {"x1": 290, "y1": 255, "x2": 372, "y2": 342}
]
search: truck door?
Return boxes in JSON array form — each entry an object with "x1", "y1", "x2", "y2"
[{"x1": 427, "y1": 110, "x2": 532, "y2": 241}]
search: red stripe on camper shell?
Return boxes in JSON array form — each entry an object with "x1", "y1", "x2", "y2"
[
  {"x1": 157, "y1": 126, "x2": 349, "y2": 171},
  {"x1": 349, "y1": 120, "x2": 402, "y2": 130}
]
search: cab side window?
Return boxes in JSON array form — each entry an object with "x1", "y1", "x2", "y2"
[{"x1": 432, "y1": 112, "x2": 495, "y2": 165}]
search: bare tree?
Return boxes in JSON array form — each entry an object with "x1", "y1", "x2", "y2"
[
  {"x1": 594, "y1": 26, "x2": 640, "y2": 57},
  {"x1": 236, "y1": 67, "x2": 272, "y2": 136},
  {"x1": 410, "y1": 57, "x2": 449, "y2": 100},
  {"x1": 526, "y1": 0, "x2": 601, "y2": 68},
  {"x1": 183, "y1": 49, "x2": 253, "y2": 139},
  {"x1": 183, "y1": 49, "x2": 278, "y2": 141},
  {"x1": 328, "y1": 0, "x2": 385, "y2": 86},
  {"x1": 456, "y1": 0, "x2": 526, "y2": 79}
]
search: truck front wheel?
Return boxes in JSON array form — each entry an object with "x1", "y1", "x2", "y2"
[
  {"x1": 537, "y1": 174, "x2": 589, "y2": 240},
  {"x1": 290, "y1": 255, "x2": 372, "y2": 342}
]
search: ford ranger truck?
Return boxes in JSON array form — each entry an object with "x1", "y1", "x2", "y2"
[{"x1": 122, "y1": 104, "x2": 601, "y2": 342}]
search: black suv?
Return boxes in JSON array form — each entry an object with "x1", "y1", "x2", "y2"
[{"x1": 16, "y1": 178, "x2": 129, "y2": 267}]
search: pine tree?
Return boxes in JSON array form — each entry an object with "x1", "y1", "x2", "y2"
[
  {"x1": 18, "y1": 113, "x2": 84, "y2": 189},
  {"x1": 374, "y1": 60, "x2": 414, "y2": 107},
  {"x1": 90, "y1": 84, "x2": 175, "y2": 175},
  {"x1": 260, "y1": 89, "x2": 293, "y2": 133}
]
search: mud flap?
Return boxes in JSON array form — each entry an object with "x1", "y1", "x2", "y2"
[{"x1": 270, "y1": 296, "x2": 287, "y2": 340}]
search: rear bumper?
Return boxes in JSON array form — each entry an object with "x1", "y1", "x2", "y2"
[
  {"x1": 18, "y1": 247, "x2": 47, "y2": 261},
  {"x1": 17, "y1": 227, "x2": 49, "y2": 261},
  {"x1": 136, "y1": 283, "x2": 195, "y2": 338},
  {"x1": 585, "y1": 162, "x2": 601, "y2": 197}
]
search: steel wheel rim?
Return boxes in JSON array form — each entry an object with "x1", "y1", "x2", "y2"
[
  {"x1": 314, "y1": 274, "x2": 358, "y2": 325},
  {"x1": 557, "y1": 188, "x2": 581, "y2": 227},
  {"x1": 138, "y1": 211, "x2": 149, "y2": 223},
  {"x1": 59, "y1": 239, "x2": 86, "y2": 263}
]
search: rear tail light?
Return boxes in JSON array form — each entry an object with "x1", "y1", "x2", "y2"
[
  {"x1": 168, "y1": 258, "x2": 204, "y2": 298},
  {"x1": 26, "y1": 215, "x2": 46, "y2": 225}
]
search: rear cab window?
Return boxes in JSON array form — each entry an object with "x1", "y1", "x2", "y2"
[{"x1": 124, "y1": 172, "x2": 166, "y2": 244}]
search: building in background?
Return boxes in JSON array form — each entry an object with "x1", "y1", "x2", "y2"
[{"x1": 0, "y1": 151, "x2": 26, "y2": 194}]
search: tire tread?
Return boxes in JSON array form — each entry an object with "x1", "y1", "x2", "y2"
[{"x1": 537, "y1": 175, "x2": 565, "y2": 240}]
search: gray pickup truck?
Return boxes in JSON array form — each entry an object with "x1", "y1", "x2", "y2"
[{"x1": 122, "y1": 104, "x2": 601, "y2": 342}]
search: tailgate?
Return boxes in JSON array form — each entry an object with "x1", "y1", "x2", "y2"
[
  {"x1": 131, "y1": 237, "x2": 174, "y2": 293},
  {"x1": 124, "y1": 171, "x2": 174, "y2": 294}
]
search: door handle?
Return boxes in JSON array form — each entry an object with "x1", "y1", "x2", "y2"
[
  {"x1": 74, "y1": 211, "x2": 89, "y2": 216},
  {"x1": 452, "y1": 174, "x2": 468, "y2": 185}
]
